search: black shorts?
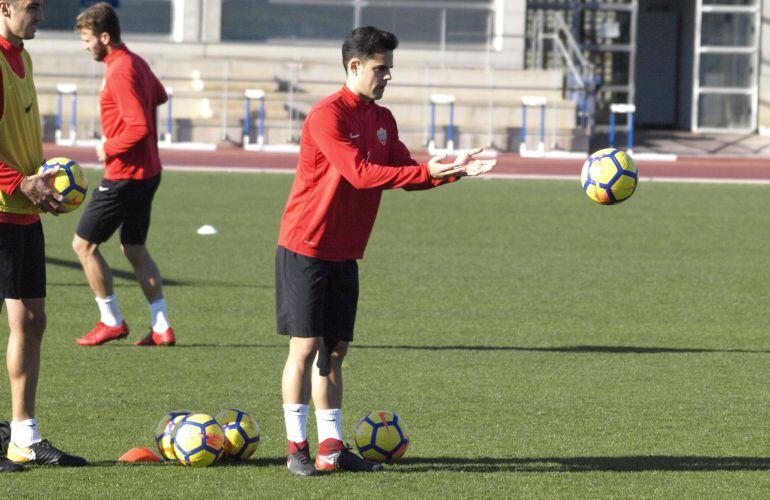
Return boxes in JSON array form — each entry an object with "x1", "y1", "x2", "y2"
[
  {"x1": 0, "y1": 221, "x2": 46, "y2": 300},
  {"x1": 75, "y1": 174, "x2": 161, "y2": 245},
  {"x1": 275, "y1": 246, "x2": 359, "y2": 343}
]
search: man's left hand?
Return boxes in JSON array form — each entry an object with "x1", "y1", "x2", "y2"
[{"x1": 96, "y1": 143, "x2": 107, "y2": 163}]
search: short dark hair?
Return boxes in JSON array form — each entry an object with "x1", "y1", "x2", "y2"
[
  {"x1": 75, "y1": 2, "x2": 121, "y2": 44},
  {"x1": 342, "y1": 26, "x2": 399, "y2": 72}
]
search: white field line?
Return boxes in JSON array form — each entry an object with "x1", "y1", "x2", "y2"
[{"x1": 79, "y1": 163, "x2": 770, "y2": 185}]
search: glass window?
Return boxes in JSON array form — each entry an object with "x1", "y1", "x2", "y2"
[
  {"x1": 700, "y1": 53, "x2": 755, "y2": 87},
  {"x1": 703, "y1": 0, "x2": 757, "y2": 5},
  {"x1": 40, "y1": 0, "x2": 171, "y2": 35},
  {"x1": 698, "y1": 93, "x2": 752, "y2": 129},
  {"x1": 361, "y1": 7, "x2": 441, "y2": 45},
  {"x1": 222, "y1": 0, "x2": 353, "y2": 42},
  {"x1": 701, "y1": 12, "x2": 756, "y2": 47},
  {"x1": 446, "y1": 8, "x2": 491, "y2": 46}
]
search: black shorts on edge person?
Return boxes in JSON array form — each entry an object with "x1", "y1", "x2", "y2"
[
  {"x1": 76, "y1": 175, "x2": 161, "y2": 245},
  {"x1": 0, "y1": 221, "x2": 46, "y2": 300},
  {"x1": 275, "y1": 246, "x2": 359, "y2": 374}
]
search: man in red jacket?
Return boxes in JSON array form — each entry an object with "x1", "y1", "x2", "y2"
[
  {"x1": 277, "y1": 26, "x2": 495, "y2": 476},
  {"x1": 71, "y1": 2, "x2": 174, "y2": 347}
]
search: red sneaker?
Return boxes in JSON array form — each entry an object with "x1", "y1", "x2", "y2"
[
  {"x1": 134, "y1": 328, "x2": 176, "y2": 346},
  {"x1": 314, "y1": 438, "x2": 383, "y2": 472},
  {"x1": 76, "y1": 321, "x2": 129, "y2": 346}
]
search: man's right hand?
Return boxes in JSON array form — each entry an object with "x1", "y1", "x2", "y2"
[
  {"x1": 427, "y1": 153, "x2": 467, "y2": 179},
  {"x1": 19, "y1": 167, "x2": 66, "y2": 215}
]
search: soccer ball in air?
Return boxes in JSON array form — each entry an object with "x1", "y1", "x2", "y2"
[
  {"x1": 154, "y1": 410, "x2": 191, "y2": 461},
  {"x1": 354, "y1": 410, "x2": 410, "y2": 463},
  {"x1": 37, "y1": 157, "x2": 88, "y2": 212},
  {"x1": 215, "y1": 408, "x2": 261, "y2": 460},
  {"x1": 580, "y1": 148, "x2": 638, "y2": 205},
  {"x1": 172, "y1": 413, "x2": 225, "y2": 467}
]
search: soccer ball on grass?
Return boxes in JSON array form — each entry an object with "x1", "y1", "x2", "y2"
[
  {"x1": 154, "y1": 410, "x2": 191, "y2": 461},
  {"x1": 354, "y1": 410, "x2": 410, "y2": 463},
  {"x1": 580, "y1": 148, "x2": 638, "y2": 205},
  {"x1": 172, "y1": 413, "x2": 225, "y2": 467},
  {"x1": 214, "y1": 408, "x2": 260, "y2": 460}
]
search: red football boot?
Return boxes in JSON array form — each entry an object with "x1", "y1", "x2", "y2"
[
  {"x1": 76, "y1": 321, "x2": 129, "y2": 346},
  {"x1": 314, "y1": 438, "x2": 383, "y2": 472},
  {"x1": 134, "y1": 328, "x2": 176, "y2": 346}
]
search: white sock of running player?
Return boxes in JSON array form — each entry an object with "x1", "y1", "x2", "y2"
[
  {"x1": 10, "y1": 419, "x2": 41, "y2": 448},
  {"x1": 283, "y1": 404, "x2": 309, "y2": 443},
  {"x1": 316, "y1": 408, "x2": 343, "y2": 444},
  {"x1": 96, "y1": 294, "x2": 123, "y2": 327},
  {"x1": 150, "y1": 298, "x2": 170, "y2": 332}
]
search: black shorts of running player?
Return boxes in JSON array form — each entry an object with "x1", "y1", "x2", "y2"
[
  {"x1": 0, "y1": 220, "x2": 46, "y2": 300},
  {"x1": 75, "y1": 174, "x2": 161, "y2": 245},
  {"x1": 275, "y1": 246, "x2": 359, "y2": 375}
]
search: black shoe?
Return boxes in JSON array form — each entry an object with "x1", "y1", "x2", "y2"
[
  {"x1": 7, "y1": 439, "x2": 87, "y2": 467},
  {"x1": 316, "y1": 446, "x2": 384, "y2": 472},
  {"x1": 287, "y1": 442, "x2": 316, "y2": 476},
  {"x1": 0, "y1": 421, "x2": 9, "y2": 456},
  {"x1": 0, "y1": 457, "x2": 25, "y2": 472}
]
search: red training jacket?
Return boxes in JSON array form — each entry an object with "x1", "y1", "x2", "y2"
[
  {"x1": 278, "y1": 85, "x2": 457, "y2": 261},
  {"x1": 100, "y1": 45, "x2": 167, "y2": 180}
]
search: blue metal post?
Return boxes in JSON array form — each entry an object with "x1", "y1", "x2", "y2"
[
  {"x1": 56, "y1": 93, "x2": 62, "y2": 130},
  {"x1": 520, "y1": 103, "x2": 527, "y2": 148},
  {"x1": 628, "y1": 111, "x2": 635, "y2": 151},
  {"x1": 258, "y1": 98, "x2": 265, "y2": 141},
  {"x1": 71, "y1": 94, "x2": 77, "y2": 135},
  {"x1": 244, "y1": 97, "x2": 251, "y2": 136},
  {"x1": 539, "y1": 103, "x2": 546, "y2": 146},
  {"x1": 430, "y1": 102, "x2": 436, "y2": 145},
  {"x1": 448, "y1": 101, "x2": 454, "y2": 146}
]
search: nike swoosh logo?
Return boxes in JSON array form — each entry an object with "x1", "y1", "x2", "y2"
[
  {"x1": 98, "y1": 186, "x2": 109, "y2": 192},
  {"x1": 349, "y1": 133, "x2": 360, "y2": 139},
  {"x1": 25, "y1": 102, "x2": 33, "y2": 113}
]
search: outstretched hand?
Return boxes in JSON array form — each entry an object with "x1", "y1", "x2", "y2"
[
  {"x1": 427, "y1": 147, "x2": 496, "y2": 180},
  {"x1": 19, "y1": 167, "x2": 66, "y2": 215},
  {"x1": 451, "y1": 147, "x2": 497, "y2": 177}
]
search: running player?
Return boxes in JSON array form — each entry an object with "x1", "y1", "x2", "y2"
[{"x1": 72, "y1": 2, "x2": 174, "y2": 347}]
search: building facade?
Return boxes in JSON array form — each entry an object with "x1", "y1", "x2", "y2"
[{"x1": 41, "y1": 0, "x2": 767, "y2": 135}]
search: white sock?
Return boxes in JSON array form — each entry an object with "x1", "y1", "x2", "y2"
[
  {"x1": 316, "y1": 408, "x2": 343, "y2": 443},
  {"x1": 96, "y1": 294, "x2": 123, "y2": 327},
  {"x1": 10, "y1": 419, "x2": 41, "y2": 448},
  {"x1": 150, "y1": 298, "x2": 170, "y2": 332},
  {"x1": 283, "y1": 404, "x2": 308, "y2": 443}
]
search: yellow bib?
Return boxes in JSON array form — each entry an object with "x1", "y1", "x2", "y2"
[{"x1": 0, "y1": 49, "x2": 43, "y2": 214}]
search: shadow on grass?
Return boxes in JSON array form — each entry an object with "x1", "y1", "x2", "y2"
[
  {"x1": 353, "y1": 344, "x2": 770, "y2": 354},
  {"x1": 394, "y1": 456, "x2": 770, "y2": 473},
  {"x1": 88, "y1": 456, "x2": 770, "y2": 472},
  {"x1": 106, "y1": 343, "x2": 285, "y2": 349},
  {"x1": 45, "y1": 256, "x2": 269, "y2": 289}
]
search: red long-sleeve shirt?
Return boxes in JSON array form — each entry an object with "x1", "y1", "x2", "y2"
[
  {"x1": 278, "y1": 85, "x2": 456, "y2": 261},
  {"x1": 100, "y1": 45, "x2": 167, "y2": 180}
]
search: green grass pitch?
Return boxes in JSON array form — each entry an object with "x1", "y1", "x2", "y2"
[{"x1": 2, "y1": 169, "x2": 770, "y2": 497}]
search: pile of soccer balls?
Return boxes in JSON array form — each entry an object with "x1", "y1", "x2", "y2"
[{"x1": 155, "y1": 409, "x2": 260, "y2": 467}]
